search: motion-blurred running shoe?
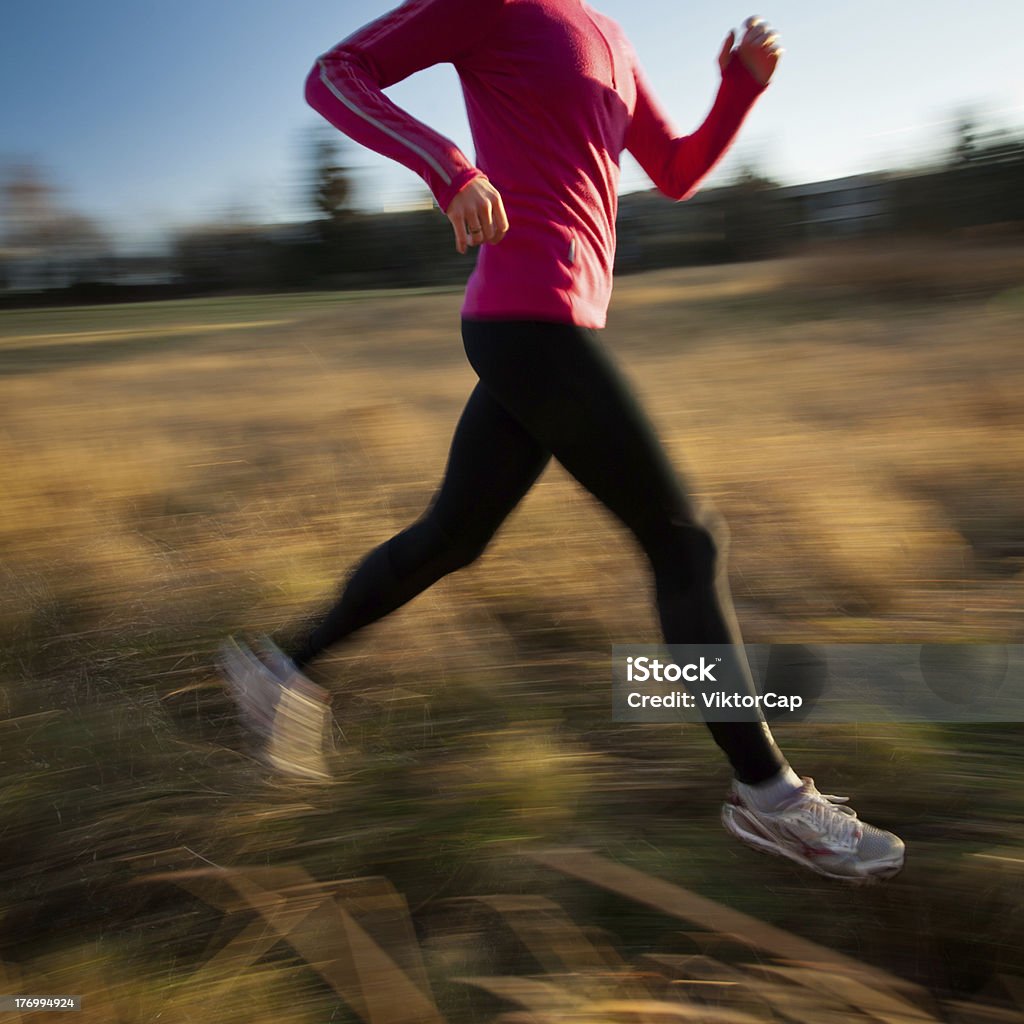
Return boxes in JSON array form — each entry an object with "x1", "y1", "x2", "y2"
[
  {"x1": 722, "y1": 776, "x2": 905, "y2": 882},
  {"x1": 218, "y1": 635, "x2": 333, "y2": 781}
]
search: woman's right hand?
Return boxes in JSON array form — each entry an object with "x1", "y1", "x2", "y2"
[{"x1": 445, "y1": 177, "x2": 509, "y2": 254}]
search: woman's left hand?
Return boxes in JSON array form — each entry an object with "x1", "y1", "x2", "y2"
[{"x1": 718, "y1": 16, "x2": 782, "y2": 86}]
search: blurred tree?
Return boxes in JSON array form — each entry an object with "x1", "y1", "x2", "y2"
[
  {"x1": 302, "y1": 124, "x2": 360, "y2": 280},
  {"x1": 951, "y1": 115, "x2": 979, "y2": 166},
  {"x1": 943, "y1": 116, "x2": 1024, "y2": 231},
  {"x1": 730, "y1": 161, "x2": 782, "y2": 192},
  {"x1": 307, "y1": 125, "x2": 355, "y2": 228},
  {"x1": 947, "y1": 113, "x2": 1024, "y2": 170},
  {"x1": 1, "y1": 163, "x2": 112, "y2": 289}
]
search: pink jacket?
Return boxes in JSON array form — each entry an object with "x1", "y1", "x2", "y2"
[{"x1": 305, "y1": 0, "x2": 767, "y2": 328}]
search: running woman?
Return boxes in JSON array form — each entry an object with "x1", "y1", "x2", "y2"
[{"x1": 221, "y1": 0, "x2": 905, "y2": 882}]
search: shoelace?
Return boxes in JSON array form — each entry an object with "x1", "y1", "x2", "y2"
[{"x1": 782, "y1": 779, "x2": 861, "y2": 851}]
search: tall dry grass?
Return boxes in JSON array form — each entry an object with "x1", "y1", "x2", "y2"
[{"x1": 1, "y1": 245, "x2": 1023, "y2": 1019}]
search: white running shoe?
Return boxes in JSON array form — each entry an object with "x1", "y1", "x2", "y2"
[
  {"x1": 253, "y1": 635, "x2": 323, "y2": 702},
  {"x1": 218, "y1": 635, "x2": 333, "y2": 781},
  {"x1": 721, "y1": 776, "x2": 905, "y2": 883},
  {"x1": 218, "y1": 636, "x2": 281, "y2": 740}
]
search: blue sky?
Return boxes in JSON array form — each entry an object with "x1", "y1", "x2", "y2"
[{"x1": 3, "y1": 0, "x2": 1022, "y2": 249}]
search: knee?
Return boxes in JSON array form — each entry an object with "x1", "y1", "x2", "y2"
[
  {"x1": 645, "y1": 520, "x2": 724, "y2": 586},
  {"x1": 439, "y1": 529, "x2": 490, "y2": 574},
  {"x1": 676, "y1": 521, "x2": 721, "y2": 576},
  {"x1": 399, "y1": 516, "x2": 491, "y2": 581}
]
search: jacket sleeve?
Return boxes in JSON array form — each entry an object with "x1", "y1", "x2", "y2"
[
  {"x1": 625, "y1": 52, "x2": 767, "y2": 202},
  {"x1": 305, "y1": 0, "x2": 502, "y2": 212}
]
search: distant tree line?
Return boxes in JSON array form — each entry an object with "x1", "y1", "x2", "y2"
[
  {"x1": 659, "y1": 119, "x2": 1024, "y2": 264},
  {"x1": 1, "y1": 117, "x2": 1022, "y2": 307},
  {"x1": 893, "y1": 118, "x2": 1024, "y2": 235}
]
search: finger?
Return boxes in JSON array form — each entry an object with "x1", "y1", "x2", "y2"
[
  {"x1": 743, "y1": 25, "x2": 765, "y2": 46},
  {"x1": 491, "y1": 194, "x2": 510, "y2": 244},
  {"x1": 466, "y1": 198, "x2": 492, "y2": 244},
  {"x1": 450, "y1": 213, "x2": 468, "y2": 254},
  {"x1": 744, "y1": 15, "x2": 764, "y2": 31},
  {"x1": 719, "y1": 31, "x2": 736, "y2": 67},
  {"x1": 480, "y1": 199, "x2": 496, "y2": 240},
  {"x1": 746, "y1": 23, "x2": 770, "y2": 46}
]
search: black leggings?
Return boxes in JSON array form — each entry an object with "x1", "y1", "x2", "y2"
[{"x1": 289, "y1": 318, "x2": 786, "y2": 784}]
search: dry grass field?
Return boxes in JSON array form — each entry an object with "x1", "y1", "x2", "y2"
[{"x1": 0, "y1": 242, "x2": 1022, "y2": 1021}]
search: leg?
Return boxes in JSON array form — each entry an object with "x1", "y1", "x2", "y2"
[
  {"x1": 462, "y1": 318, "x2": 786, "y2": 783},
  {"x1": 288, "y1": 382, "x2": 550, "y2": 669}
]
